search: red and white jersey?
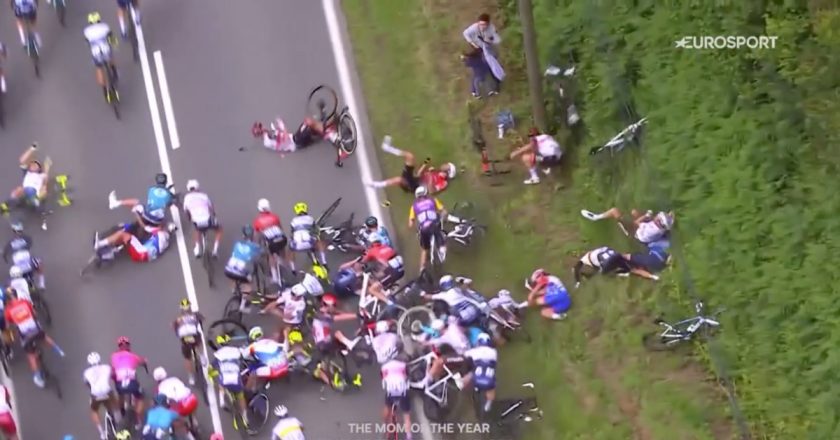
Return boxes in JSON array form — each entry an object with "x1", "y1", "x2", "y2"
[
  {"x1": 381, "y1": 359, "x2": 408, "y2": 396},
  {"x1": 253, "y1": 212, "x2": 284, "y2": 241},
  {"x1": 157, "y1": 377, "x2": 191, "y2": 401}
]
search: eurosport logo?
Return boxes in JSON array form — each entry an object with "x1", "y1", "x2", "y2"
[{"x1": 674, "y1": 35, "x2": 778, "y2": 50}]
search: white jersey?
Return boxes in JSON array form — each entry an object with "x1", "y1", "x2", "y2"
[
  {"x1": 430, "y1": 287, "x2": 467, "y2": 308},
  {"x1": 0, "y1": 386, "x2": 10, "y2": 413},
  {"x1": 158, "y1": 377, "x2": 191, "y2": 401},
  {"x1": 381, "y1": 359, "x2": 408, "y2": 397},
  {"x1": 7, "y1": 278, "x2": 32, "y2": 304},
  {"x1": 183, "y1": 192, "x2": 213, "y2": 226},
  {"x1": 83, "y1": 23, "x2": 112, "y2": 62},
  {"x1": 431, "y1": 325, "x2": 470, "y2": 355},
  {"x1": 299, "y1": 273, "x2": 324, "y2": 296},
  {"x1": 21, "y1": 171, "x2": 46, "y2": 192},
  {"x1": 271, "y1": 417, "x2": 305, "y2": 440},
  {"x1": 289, "y1": 215, "x2": 316, "y2": 251},
  {"x1": 213, "y1": 346, "x2": 243, "y2": 386},
  {"x1": 580, "y1": 246, "x2": 616, "y2": 268},
  {"x1": 372, "y1": 332, "x2": 399, "y2": 364},
  {"x1": 83, "y1": 364, "x2": 114, "y2": 400},
  {"x1": 534, "y1": 134, "x2": 561, "y2": 158},
  {"x1": 277, "y1": 291, "x2": 306, "y2": 325},
  {"x1": 635, "y1": 220, "x2": 665, "y2": 244},
  {"x1": 263, "y1": 119, "x2": 297, "y2": 153}
]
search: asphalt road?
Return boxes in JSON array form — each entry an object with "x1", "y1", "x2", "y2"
[{"x1": 0, "y1": 1, "x2": 391, "y2": 439}]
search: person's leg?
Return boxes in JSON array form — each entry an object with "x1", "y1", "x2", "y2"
[
  {"x1": 586, "y1": 207, "x2": 622, "y2": 221},
  {"x1": 521, "y1": 152, "x2": 540, "y2": 184},
  {"x1": 366, "y1": 138, "x2": 416, "y2": 188},
  {"x1": 191, "y1": 226, "x2": 201, "y2": 258},
  {"x1": 211, "y1": 224, "x2": 222, "y2": 257},
  {"x1": 89, "y1": 400, "x2": 105, "y2": 439},
  {"x1": 117, "y1": 5, "x2": 127, "y2": 37}
]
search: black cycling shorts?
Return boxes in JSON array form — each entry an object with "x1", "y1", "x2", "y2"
[
  {"x1": 400, "y1": 165, "x2": 420, "y2": 192},
  {"x1": 115, "y1": 379, "x2": 145, "y2": 398},
  {"x1": 267, "y1": 237, "x2": 288, "y2": 255},
  {"x1": 193, "y1": 217, "x2": 220, "y2": 232},
  {"x1": 293, "y1": 124, "x2": 316, "y2": 148},
  {"x1": 180, "y1": 336, "x2": 199, "y2": 359},
  {"x1": 385, "y1": 394, "x2": 411, "y2": 412},
  {"x1": 418, "y1": 222, "x2": 443, "y2": 251},
  {"x1": 21, "y1": 329, "x2": 44, "y2": 354},
  {"x1": 224, "y1": 268, "x2": 250, "y2": 284}
]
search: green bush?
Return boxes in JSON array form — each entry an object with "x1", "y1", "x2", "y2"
[{"x1": 507, "y1": 0, "x2": 840, "y2": 437}]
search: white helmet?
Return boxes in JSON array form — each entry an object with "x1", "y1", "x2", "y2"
[
  {"x1": 152, "y1": 367, "x2": 167, "y2": 381},
  {"x1": 86, "y1": 352, "x2": 101, "y2": 366},
  {"x1": 375, "y1": 320, "x2": 390, "y2": 335},
  {"x1": 257, "y1": 198, "x2": 271, "y2": 212},
  {"x1": 274, "y1": 405, "x2": 289, "y2": 418},
  {"x1": 414, "y1": 186, "x2": 428, "y2": 198},
  {"x1": 291, "y1": 284, "x2": 307, "y2": 297},
  {"x1": 655, "y1": 212, "x2": 674, "y2": 230},
  {"x1": 430, "y1": 319, "x2": 446, "y2": 332},
  {"x1": 9, "y1": 266, "x2": 22, "y2": 279},
  {"x1": 446, "y1": 163, "x2": 457, "y2": 179},
  {"x1": 497, "y1": 289, "x2": 511, "y2": 299},
  {"x1": 186, "y1": 179, "x2": 199, "y2": 191}
]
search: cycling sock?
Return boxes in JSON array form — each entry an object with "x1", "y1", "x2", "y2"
[
  {"x1": 380, "y1": 137, "x2": 403, "y2": 156},
  {"x1": 212, "y1": 241, "x2": 219, "y2": 255},
  {"x1": 17, "y1": 30, "x2": 25, "y2": 47},
  {"x1": 318, "y1": 251, "x2": 327, "y2": 265},
  {"x1": 366, "y1": 180, "x2": 388, "y2": 189},
  {"x1": 528, "y1": 168, "x2": 539, "y2": 180},
  {"x1": 118, "y1": 17, "x2": 126, "y2": 35}
]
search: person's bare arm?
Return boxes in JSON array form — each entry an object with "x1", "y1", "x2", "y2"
[
  {"x1": 19, "y1": 145, "x2": 36, "y2": 167},
  {"x1": 508, "y1": 143, "x2": 531, "y2": 160}
]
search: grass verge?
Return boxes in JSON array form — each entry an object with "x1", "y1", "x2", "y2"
[{"x1": 343, "y1": 0, "x2": 736, "y2": 438}]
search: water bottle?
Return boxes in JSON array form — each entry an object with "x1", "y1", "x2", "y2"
[{"x1": 497, "y1": 124, "x2": 505, "y2": 139}]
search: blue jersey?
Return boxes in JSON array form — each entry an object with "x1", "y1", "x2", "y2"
[
  {"x1": 225, "y1": 240, "x2": 261, "y2": 275},
  {"x1": 144, "y1": 406, "x2": 178, "y2": 430},
  {"x1": 145, "y1": 185, "x2": 173, "y2": 222},
  {"x1": 465, "y1": 346, "x2": 497, "y2": 390}
]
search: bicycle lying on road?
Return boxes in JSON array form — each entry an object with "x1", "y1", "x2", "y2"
[
  {"x1": 306, "y1": 84, "x2": 358, "y2": 167},
  {"x1": 407, "y1": 348, "x2": 466, "y2": 422},
  {"x1": 642, "y1": 300, "x2": 723, "y2": 351}
]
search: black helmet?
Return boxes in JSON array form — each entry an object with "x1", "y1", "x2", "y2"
[
  {"x1": 153, "y1": 394, "x2": 168, "y2": 406},
  {"x1": 242, "y1": 225, "x2": 254, "y2": 239},
  {"x1": 154, "y1": 173, "x2": 168, "y2": 186},
  {"x1": 364, "y1": 216, "x2": 378, "y2": 228}
]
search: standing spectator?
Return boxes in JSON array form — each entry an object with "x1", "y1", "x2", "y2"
[
  {"x1": 462, "y1": 13, "x2": 504, "y2": 95},
  {"x1": 461, "y1": 49, "x2": 492, "y2": 99}
]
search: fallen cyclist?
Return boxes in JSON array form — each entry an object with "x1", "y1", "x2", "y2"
[
  {"x1": 525, "y1": 269, "x2": 571, "y2": 321},
  {"x1": 365, "y1": 135, "x2": 457, "y2": 195},
  {"x1": 581, "y1": 207, "x2": 674, "y2": 248},
  {"x1": 93, "y1": 204, "x2": 176, "y2": 263},
  {"x1": 109, "y1": 173, "x2": 177, "y2": 226},
  {"x1": 251, "y1": 113, "x2": 351, "y2": 167},
  {"x1": 573, "y1": 245, "x2": 659, "y2": 288},
  {"x1": 1, "y1": 144, "x2": 51, "y2": 230}
]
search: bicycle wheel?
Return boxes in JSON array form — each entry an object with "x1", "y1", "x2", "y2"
[
  {"x1": 230, "y1": 402, "x2": 249, "y2": 440},
  {"x1": 202, "y1": 235, "x2": 215, "y2": 288},
  {"x1": 55, "y1": 0, "x2": 66, "y2": 26},
  {"x1": 246, "y1": 392, "x2": 270, "y2": 433},
  {"x1": 396, "y1": 306, "x2": 435, "y2": 350},
  {"x1": 128, "y1": 7, "x2": 139, "y2": 63},
  {"x1": 336, "y1": 112, "x2": 358, "y2": 155},
  {"x1": 423, "y1": 379, "x2": 459, "y2": 421},
  {"x1": 27, "y1": 33, "x2": 39, "y2": 78},
  {"x1": 222, "y1": 296, "x2": 244, "y2": 323},
  {"x1": 306, "y1": 85, "x2": 337, "y2": 122},
  {"x1": 207, "y1": 319, "x2": 249, "y2": 350},
  {"x1": 32, "y1": 292, "x2": 52, "y2": 327},
  {"x1": 642, "y1": 332, "x2": 685, "y2": 351},
  {"x1": 39, "y1": 350, "x2": 62, "y2": 399},
  {"x1": 191, "y1": 347, "x2": 208, "y2": 404}
]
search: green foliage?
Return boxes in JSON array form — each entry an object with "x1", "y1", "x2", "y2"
[{"x1": 525, "y1": 0, "x2": 840, "y2": 437}]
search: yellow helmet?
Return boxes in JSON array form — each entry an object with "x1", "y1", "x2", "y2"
[
  {"x1": 179, "y1": 298, "x2": 191, "y2": 311},
  {"x1": 313, "y1": 263, "x2": 328, "y2": 280},
  {"x1": 215, "y1": 334, "x2": 231, "y2": 346},
  {"x1": 293, "y1": 202, "x2": 308, "y2": 215},
  {"x1": 288, "y1": 328, "x2": 304, "y2": 344},
  {"x1": 87, "y1": 12, "x2": 102, "y2": 24}
]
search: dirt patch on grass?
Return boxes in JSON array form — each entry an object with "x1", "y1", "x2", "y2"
[
  {"x1": 595, "y1": 360, "x2": 654, "y2": 440},
  {"x1": 562, "y1": 360, "x2": 599, "y2": 414}
]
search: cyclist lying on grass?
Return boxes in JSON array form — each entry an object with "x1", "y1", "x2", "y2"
[
  {"x1": 581, "y1": 207, "x2": 674, "y2": 247},
  {"x1": 573, "y1": 246, "x2": 660, "y2": 288},
  {"x1": 525, "y1": 269, "x2": 570, "y2": 321},
  {"x1": 509, "y1": 127, "x2": 563, "y2": 185},
  {"x1": 365, "y1": 135, "x2": 457, "y2": 195}
]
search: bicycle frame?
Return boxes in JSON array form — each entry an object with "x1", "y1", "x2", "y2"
[
  {"x1": 591, "y1": 117, "x2": 647, "y2": 156},
  {"x1": 408, "y1": 351, "x2": 463, "y2": 405}
]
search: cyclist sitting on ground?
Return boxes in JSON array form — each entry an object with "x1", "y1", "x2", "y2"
[
  {"x1": 110, "y1": 337, "x2": 148, "y2": 431},
  {"x1": 422, "y1": 316, "x2": 469, "y2": 388},
  {"x1": 141, "y1": 394, "x2": 183, "y2": 440},
  {"x1": 4, "y1": 288, "x2": 63, "y2": 387},
  {"x1": 172, "y1": 299, "x2": 204, "y2": 385},
  {"x1": 1, "y1": 144, "x2": 50, "y2": 225},
  {"x1": 0, "y1": 384, "x2": 19, "y2": 440},
  {"x1": 581, "y1": 207, "x2": 675, "y2": 247},
  {"x1": 408, "y1": 186, "x2": 448, "y2": 271},
  {"x1": 308, "y1": 294, "x2": 362, "y2": 388},
  {"x1": 366, "y1": 136, "x2": 457, "y2": 195},
  {"x1": 83, "y1": 13, "x2": 119, "y2": 101},
  {"x1": 84, "y1": 352, "x2": 119, "y2": 440},
  {"x1": 381, "y1": 351, "x2": 413, "y2": 440},
  {"x1": 109, "y1": 173, "x2": 176, "y2": 226},
  {"x1": 526, "y1": 269, "x2": 571, "y2": 321},
  {"x1": 340, "y1": 234, "x2": 404, "y2": 288},
  {"x1": 270, "y1": 405, "x2": 306, "y2": 440},
  {"x1": 183, "y1": 179, "x2": 222, "y2": 259},
  {"x1": 223, "y1": 226, "x2": 262, "y2": 295},
  {"x1": 288, "y1": 202, "x2": 328, "y2": 270},
  {"x1": 509, "y1": 127, "x2": 563, "y2": 185},
  {"x1": 372, "y1": 320, "x2": 402, "y2": 365},
  {"x1": 242, "y1": 327, "x2": 290, "y2": 391},
  {"x1": 357, "y1": 216, "x2": 393, "y2": 249},
  {"x1": 463, "y1": 332, "x2": 497, "y2": 415},
  {"x1": 427, "y1": 275, "x2": 489, "y2": 331},
  {"x1": 152, "y1": 367, "x2": 199, "y2": 428},
  {"x1": 253, "y1": 198, "x2": 294, "y2": 283},
  {"x1": 11, "y1": 0, "x2": 40, "y2": 49},
  {"x1": 208, "y1": 335, "x2": 248, "y2": 427},
  {"x1": 573, "y1": 246, "x2": 659, "y2": 288},
  {"x1": 4, "y1": 221, "x2": 45, "y2": 290},
  {"x1": 94, "y1": 205, "x2": 176, "y2": 263},
  {"x1": 115, "y1": 0, "x2": 141, "y2": 39}
]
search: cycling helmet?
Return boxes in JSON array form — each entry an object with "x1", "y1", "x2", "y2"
[
  {"x1": 152, "y1": 367, "x2": 167, "y2": 381},
  {"x1": 332, "y1": 268, "x2": 357, "y2": 296},
  {"x1": 209, "y1": 434, "x2": 224, "y2": 440},
  {"x1": 293, "y1": 202, "x2": 308, "y2": 215},
  {"x1": 215, "y1": 334, "x2": 231, "y2": 347},
  {"x1": 430, "y1": 319, "x2": 446, "y2": 332},
  {"x1": 154, "y1": 173, "x2": 168, "y2": 186},
  {"x1": 179, "y1": 298, "x2": 191, "y2": 311},
  {"x1": 8, "y1": 266, "x2": 22, "y2": 279},
  {"x1": 291, "y1": 284, "x2": 307, "y2": 297},
  {"x1": 87, "y1": 11, "x2": 102, "y2": 24},
  {"x1": 117, "y1": 336, "x2": 131, "y2": 349},
  {"x1": 86, "y1": 352, "x2": 101, "y2": 366},
  {"x1": 529, "y1": 268, "x2": 547, "y2": 286},
  {"x1": 242, "y1": 225, "x2": 254, "y2": 239},
  {"x1": 655, "y1": 212, "x2": 674, "y2": 230},
  {"x1": 439, "y1": 275, "x2": 455, "y2": 291},
  {"x1": 414, "y1": 186, "x2": 428, "y2": 198},
  {"x1": 375, "y1": 320, "x2": 390, "y2": 335},
  {"x1": 9, "y1": 221, "x2": 23, "y2": 233},
  {"x1": 186, "y1": 179, "x2": 199, "y2": 191},
  {"x1": 257, "y1": 198, "x2": 271, "y2": 213},
  {"x1": 153, "y1": 394, "x2": 168, "y2": 406},
  {"x1": 364, "y1": 216, "x2": 378, "y2": 228},
  {"x1": 274, "y1": 405, "x2": 289, "y2": 418},
  {"x1": 248, "y1": 326, "x2": 264, "y2": 341},
  {"x1": 321, "y1": 293, "x2": 337, "y2": 307},
  {"x1": 288, "y1": 328, "x2": 304, "y2": 344},
  {"x1": 446, "y1": 163, "x2": 457, "y2": 179},
  {"x1": 476, "y1": 332, "x2": 492, "y2": 346},
  {"x1": 497, "y1": 289, "x2": 512, "y2": 299}
]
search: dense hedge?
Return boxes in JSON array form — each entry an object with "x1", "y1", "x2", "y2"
[{"x1": 499, "y1": 0, "x2": 840, "y2": 437}]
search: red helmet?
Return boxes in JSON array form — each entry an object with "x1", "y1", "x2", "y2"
[
  {"x1": 529, "y1": 269, "x2": 548, "y2": 287},
  {"x1": 210, "y1": 434, "x2": 224, "y2": 440},
  {"x1": 117, "y1": 336, "x2": 131, "y2": 349},
  {"x1": 322, "y1": 293, "x2": 338, "y2": 307}
]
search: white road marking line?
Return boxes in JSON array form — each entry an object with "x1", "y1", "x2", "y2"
[
  {"x1": 1, "y1": 368, "x2": 24, "y2": 439},
  {"x1": 133, "y1": 10, "x2": 223, "y2": 434},
  {"x1": 321, "y1": 1, "x2": 434, "y2": 439},
  {"x1": 153, "y1": 50, "x2": 182, "y2": 150}
]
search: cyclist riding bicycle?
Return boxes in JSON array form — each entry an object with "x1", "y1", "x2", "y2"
[
  {"x1": 183, "y1": 179, "x2": 222, "y2": 259},
  {"x1": 223, "y1": 226, "x2": 262, "y2": 294},
  {"x1": 526, "y1": 269, "x2": 571, "y2": 321},
  {"x1": 0, "y1": 385, "x2": 18, "y2": 440},
  {"x1": 288, "y1": 202, "x2": 328, "y2": 271},
  {"x1": 4, "y1": 221, "x2": 45, "y2": 291},
  {"x1": 172, "y1": 298, "x2": 204, "y2": 385},
  {"x1": 152, "y1": 367, "x2": 199, "y2": 426},
  {"x1": 115, "y1": 0, "x2": 140, "y2": 39},
  {"x1": 357, "y1": 216, "x2": 392, "y2": 249},
  {"x1": 11, "y1": 0, "x2": 40, "y2": 49},
  {"x1": 208, "y1": 334, "x2": 248, "y2": 427},
  {"x1": 3, "y1": 288, "x2": 62, "y2": 387},
  {"x1": 110, "y1": 337, "x2": 148, "y2": 431},
  {"x1": 372, "y1": 320, "x2": 401, "y2": 365},
  {"x1": 109, "y1": 173, "x2": 176, "y2": 226},
  {"x1": 83, "y1": 13, "x2": 118, "y2": 101},
  {"x1": 84, "y1": 352, "x2": 119, "y2": 440},
  {"x1": 463, "y1": 332, "x2": 497, "y2": 414},
  {"x1": 381, "y1": 352, "x2": 412, "y2": 440},
  {"x1": 2, "y1": 145, "x2": 50, "y2": 229},
  {"x1": 408, "y1": 186, "x2": 447, "y2": 271},
  {"x1": 253, "y1": 198, "x2": 294, "y2": 283},
  {"x1": 141, "y1": 394, "x2": 182, "y2": 440},
  {"x1": 270, "y1": 405, "x2": 305, "y2": 440},
  {"x1": 242, "y1": 326, "x2": 290, "y2": 390}
]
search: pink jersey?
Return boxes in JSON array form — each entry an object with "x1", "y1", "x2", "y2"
[{"x1": 110, "y1": 351, "x2": 145, "y2": 382}]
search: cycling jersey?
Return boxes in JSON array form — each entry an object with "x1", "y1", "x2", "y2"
[
  {"x1": 253, "y1": 212, "x2": 286, "y2": 243},
  {"x1": 422, "y1": 170, "x2": 449, "y2": 194},
  {"x1": 534, "y1": 134, "x2": 561, "y2": 158},
  {"x1": 212, "y1": 346, "x2": 244, "y2": 389},
  {"x1": 4, "y1": 235, "x2": 36, "y2": 273},
  {"x1": 143, "y1": 185, "x2": 174, "y2": 224},
  {"x1": 357, "y1": 226, "x2": 393, "y2": 248},
  {"x1": 310, "y1": 312, "x2": 334, "y2": 345},
  {"x1": 7, "y1": 278, "x2": 32, "y2": 304},
  {"x1": 157, "y1": 377, "x2": 191, "y2": 402},
  {"x1": 4, "y1": 299, "x2": 38, "y2": 336},
  {"x1": 372, "y1": 332, "x2": 400, "y2": 364},
  {"x1": 465, "y1": 346, "x2": 497, "y2": 390},
  {"x1": 182, "y1": 192, "x2": 214, "y2": 228},
  {"x1": 83, "y1": 364, "x2": 114, "y2": 400},
  {"x1": 144, "y1": 405, "x2": 179, "y2": 432},
  {"x1": 299, "y1": 273, "x2": 324, "y2": 296},
  {"x1": 127, "y1": 229, "x2": 171, "y2": 262},
  {"x1": 173, "y1": 312, "x2": 202, "y2": 343},
  {"x1": 430, "y1": 325, "x2": 470, "y2": 355},
  {"x1": 361, "y1": 245, "x2": 399, "y2": 267},
  {"x1": 409, "y1": 197, "x2": 443, "y2": 230},
  {"x1": 225, "y1": 240, "x2": 261, "y2": 276},
  {"x1": 245, "y1": 339, "x2": 289, "y2": 379},
  {"x1": 83, "y1": 23, "x2": 112, "y2": 65},
  {"x1": 12, "y1": 0, "x2": 36, "y2": 19},
  {"x1": 271, "y1": 416, "x2": 305, "y2": 440},
  {"x1": 635, "y1": 219, "x2": 666, "y2": 244},
  {"x1": 111, "y1": 351, "x2": 144, "y2": 387},
  {"x1": 278, "y1": 291, "x2": 306, "y2": 325},
  {"x1": 288, "y1": 215, "x2": 317, "y2": 251},
  {"x1": 582, "y1": 246, "x2": 620, "y2": 270},
  {"x1": 381, "y1": 359, "x2": 408, "y2": 397},
  {"x1": 543, "y1": 277, "x2": 571, "y2": 314}
]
